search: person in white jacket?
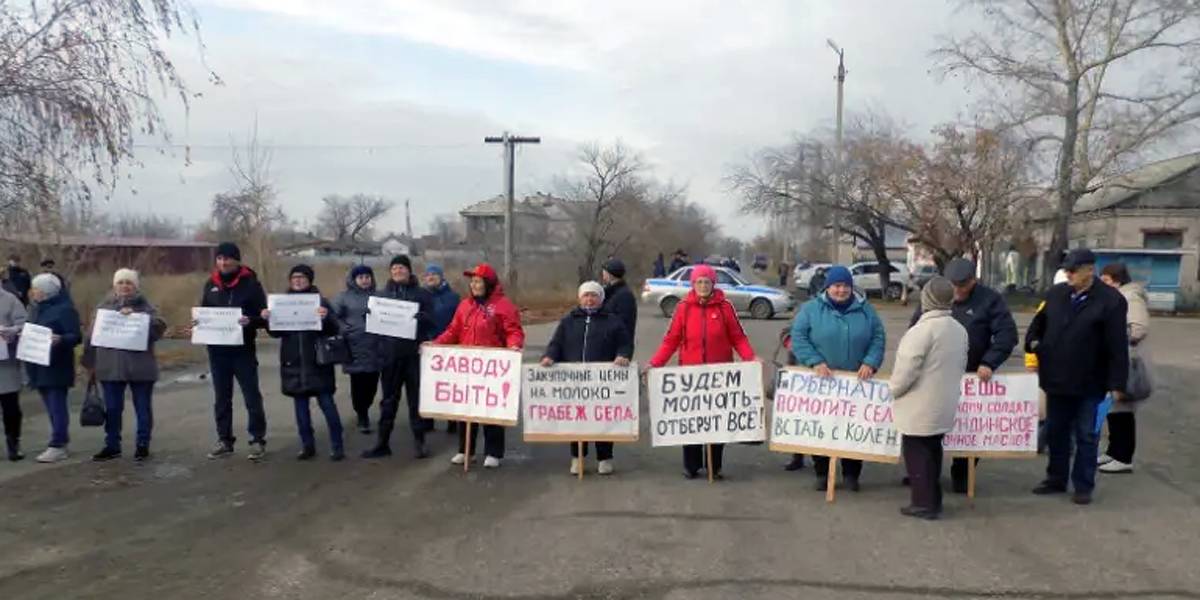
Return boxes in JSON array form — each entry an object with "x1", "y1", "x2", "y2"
[{"x1": 890, "y1": 277, "x2": 968, "y2": 520}]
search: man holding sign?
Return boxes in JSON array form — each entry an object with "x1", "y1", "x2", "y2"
[
  {"x1": 363, "y1": 255, "x2": 436, "y2": 460},
  {"x1": 538, "y1": 281, "x2": 634, "y2": 476},
  {"x1": 648, "y1": 265, "x2": 758, "y2": 480},
  {"x1": 194, "y1": 242, "x2": 270, "y2": 461}
]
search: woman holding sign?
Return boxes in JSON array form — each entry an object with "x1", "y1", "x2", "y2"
[
  {"x1": 0, "y1": 285, "x2": 27, "y2": 461},
  {"x1": 648, "y1": 264, "x2": 757, "y2": 480},
  {"x1": 262, "y1": 265, "x2": 345, "y2": 461},
  {"x1": 332, "y1": 264, "x2": 383, "y2": 434},
  {"x1": 790, "y1": 265, "x2": 886, "y2": 492},
  {"x1": 24, "y1": 274, "x2": 82, "y2": 464},
  {"x1": 540, "y1": 281, "x2": 633, "y2": 476},
  {"x1": 82, "y1": 269, "x2": 167, "y2": 461},
  {"x1": 435, "y1": 263, "x2": 525, "y2": 469}
]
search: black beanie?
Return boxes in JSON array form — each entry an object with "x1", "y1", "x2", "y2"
[
  {"x1": 289, "y1": 264, "x2": 315, "y2": 283},
  {"x1": 603, "y1": 258, "x2": 627, "y2": 279},
  {"x1": 215, "y1": 242, "x2": 242, "y2": 261},
  {"x1": 390, "y1": 255, "x2": 412, "y2": 270}
]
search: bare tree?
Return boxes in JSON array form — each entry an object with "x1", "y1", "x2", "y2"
[
  {"x1": 0, "y1": 0, "x2": 210, "y2": 233},
  {"x1": 316, "y1": 194, "x2": 394, "y2": 242},
  {"x1": 935, "y1": 0, "x2": 1200, "y2": 284},
  {"x1": 316, "y1": 196, "x2": 355, "y2": 241},
  {"x1": 106, "y1": 213, "x2": 185, "y2": 239},
  {"x1": 564, "y1": 141, "x2": 647, "y2": 282},
  {"x1": 211, "y1": 122, "x2": 284, "y2": 279}
]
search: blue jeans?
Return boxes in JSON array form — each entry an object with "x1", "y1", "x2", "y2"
[
  {"x1": 1045, "y1": 394, "x2": 1102, "y2": 493},
  {"x1": 293, "y1": 393, "x2": 343, "y2": 451},
  {"x1": 208, "y1": 348, "x2": 267, "y2": 445},
  {"x1": 101, "y1": 381, "x2": 154, "y2": 450},
  {"x1": 39, "y1": 387, "x2": 69, "y2": 448}
]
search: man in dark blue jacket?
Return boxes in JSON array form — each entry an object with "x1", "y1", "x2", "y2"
[
  {"x1": 1026, "y1": 249, "x2": 1128, "y2": 506},
  {"x1": 198, "y1": 242, "x2": 269, "y2": 461},
  {"x1": 541, "y1": 281, "x2": 633, "y2": 475},
  {"x1": 423, "y1": 263, "x2": 461, "y2": 433},
  {"x1": 601, "y1": 258, "x2": 637, "y2": 352},
  {"x1": 364, "y1": 255, "x2": 435, "y2": 459},
  {"x1": 909, "y1": 258, "x2": 1018, "y2": 493}
]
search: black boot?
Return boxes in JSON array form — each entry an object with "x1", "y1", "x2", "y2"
[
  {"x1": 414, "y1": 435, "x2": 430, "y2": 459},
  {"x1": 361, "y1": 424, "x2": 393, "y2": 459},
  {"x1": 6, "y1": 437, "x2": 23, "y2": 462},
  {"x1": 784, "y1": 454, "x2": 806, "y2": 471},
  {"x1": 357, "y1": 415, "x2": 372, "y2": 435},
  {"x1": 445, "y1": 421, "x2": 458, "y2": 434}
]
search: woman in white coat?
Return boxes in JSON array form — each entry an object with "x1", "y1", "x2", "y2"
[
  {"x1": 890, "y1": 277, "x2": 968, "y2": 520},
  {"x1": 1098, "y1": 262, "x2": 1150, "y2": 474}
]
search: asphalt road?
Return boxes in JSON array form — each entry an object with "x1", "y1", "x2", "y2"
[{"x1": 1, "y1": 303, "x2": 1198, "y2": 599}]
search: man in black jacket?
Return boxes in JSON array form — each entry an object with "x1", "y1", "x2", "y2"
[
  {"x1": 541, "y1": 281, "x2": 633, "y2": 475},
  {"x1": 601, "y1": 258, "x2": 637, "y2": 351},
  {"x1": 909, "y1": 258, "x2": 1018, "y2": 493},
  {"x1": 5, "y1": 255, "x2": 31, "y2": 305},
  {"x1": 1025, "y1": 248, "x2": 1128, "y2": 505},
  {"x1": 199, "y1": 242, "x2": 269, "y2": 461},
  {"x1": 363, "y1": 255, "x2": 435, "y2": 459}
]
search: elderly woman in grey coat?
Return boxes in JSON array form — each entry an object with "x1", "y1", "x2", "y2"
[
  {"x1": 890, "y1": 277, "x2": 968, "y2": 520},
  {"x1": 331, "y1": 264, "x2": 383, "y2": 434},
  {"x1": 0, "y1": 286, "x2": 28, "y2": 461},
  {"x1": 82, "y1": 269, "x2": 166, "y2": 462}
]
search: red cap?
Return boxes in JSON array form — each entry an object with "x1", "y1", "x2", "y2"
[{"x1": 463, "y1": 263, "x2": 499, "y2": 285}]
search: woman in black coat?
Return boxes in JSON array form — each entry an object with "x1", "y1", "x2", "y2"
[
  {"x1": 540, "y1": 281, "x2": 633, "y2": 476},
  {"x1": 25, "y1": 274, "x2": 81, "y2": 464},
  {"x1": 262, "y1": 265, "x2": 344, "y2": 461}
]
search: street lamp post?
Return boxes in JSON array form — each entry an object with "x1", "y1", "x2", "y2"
[{"x1": 827, "y1": 39, "x2": 846, "y2": 265}]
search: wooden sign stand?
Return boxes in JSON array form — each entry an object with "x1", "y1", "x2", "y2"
[
  {"x1": 967, "y1": 455, "x2": 977, "y2": 508},
  {"x1": 705, "y1": 444, "x2": 715, "y2": 483},
  {"x1": 826, "y1": 458, "x2": 838, "y2": 503},
  {"x1": 462, "y1": 422, "x2": 472, "y2": 473},
  {"x1": 577, "y1": 441, "x2": 585, "y2": 481}
]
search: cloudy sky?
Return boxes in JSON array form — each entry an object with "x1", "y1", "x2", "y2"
[{"x1": 114, "y1": 1, "x2": 981, "y2": 239}]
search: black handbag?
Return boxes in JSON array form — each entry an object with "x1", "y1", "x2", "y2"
[
  {"x1": 79, "y1": 380, "x2": 106, "y2": 427},
  {"x1": 316, "y1": 335, "x2": 351, "y2": 366}
]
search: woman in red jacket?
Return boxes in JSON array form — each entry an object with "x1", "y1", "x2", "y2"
[
  {"x1": 434, "y1": 263, "x2": 525, "y2": 469},
  {"x1": 648, "y1": 264, "x2": 757, "y2": 479}
]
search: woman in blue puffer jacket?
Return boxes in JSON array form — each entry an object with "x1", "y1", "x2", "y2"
[{"x1": 789, "y1": 265, "x2": 886, "y2": 493}]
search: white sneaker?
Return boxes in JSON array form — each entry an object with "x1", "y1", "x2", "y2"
[
  {"x1": 483, "y1": 455, "x2": 501, "y2": 469},
  {"x1": 36, "y1": 447, "x2": 68, "y2": 463},
  {"x1": 598, "y1": 459, "x2": 614, "y2": 476},
  {"x1": 1099, "y1": 460, "x2": 1133, "y2": 474},
  {"x1": 569, "y1": 458, "x2": 581, "y2": 475},
  {"x1": 1097, "y1": 454, "x2": 1114, "y2": 466},
  {"x1": 450, "y1": 453, "x2": 466, "y2": 465},
  {"x1": 246, "y1": 442, "x2": 266, "y2": 462}
]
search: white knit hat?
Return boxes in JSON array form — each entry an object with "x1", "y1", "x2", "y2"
[
  {"x1": 578, "y1": 281, "x2": 605, "y2": 303},
  {"x1": 31, "y1": 273, "x2": 61, "y2": 299},
  {"x1": 113, "y1": 268, "x2": 140, "y2": 288}
]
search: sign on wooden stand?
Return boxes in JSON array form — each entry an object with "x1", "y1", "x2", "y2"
[{"x1": 945, "y1": 374, "x2": 1040, "y2": 504}]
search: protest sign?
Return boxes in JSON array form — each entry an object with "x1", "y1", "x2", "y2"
[
  {"x1": 90, "y1": 309, "x2": 151, "y2": 351},
  {"x1": 190, "y1": 307, "x2": 244, "y2": 346},
  {"x1": 945, "y1": 374, "x2": 1039, "y2": 457},
  {"x1": 648, "y1": 361, "x2": 766, "y2": 447},
  {"x1": 522, "y1": 362, "x2": 639, "y2": 443},
  {"x1": 769, "y1": 367, "x2": 900, "y2": 463},
  {"x1": 419, "y1": 344, "x2": 522, "y2": 426},
  {"x1": 267, "y1": 294, "x2": 321, "y2": 331},
  {"x1": 16, "y1": 323, "x2": 53, "y2": 366},
  {"x1": 365, "y1": 296, "x2": 418, "y2": 340}
]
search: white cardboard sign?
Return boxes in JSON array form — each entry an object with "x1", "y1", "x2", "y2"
[
  {"x1": 190, "y1": 307, "x2": 244, "y2": 346},
  {"x1": 648, "y1": 362, "x2": 766, "y2": 447},
  {"x1": 90, "y1": 309, "x2": 151, "y2": 351},
  {"x1": 366, "y1": 296, "x2": 419, "y2": 340},
  {"x1": 16, "y1": 323, "x2": 53, "y2": 366},
  {"x1": 522, "y1": 362, "x2": 639, "y2": 442},
  {"x1": 419, "y1": 345, "x2": 522, "y2": 426},
  {"x1": 267, "y1": 294, "x2": 321, "y2": 331}
]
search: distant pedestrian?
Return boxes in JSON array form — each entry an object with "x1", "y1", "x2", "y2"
[
  {"x1": 197, "y1": 242, "x2": 269, "y2": 461},
  {"x1": 363, "y1": 255, "x2": 435, "y2": 460},
  {"x1": 82, "y1": 269, "x2": 166, "y2": 462},
  {"x1": 778, "y1": 262, "x2": 789, "y2": 288},
  {"x1": 1026, "y1": 249, "x2": 1128, "y2": 505},
  {"x1": 5, "y1": 255, "x2": 31, "y2": 305},
  {"x1": 1097, "y1": 262, "x2": 1150, "y2": 475},
  {"x1": 331, "y1": 264, "x2": 382, "y2": 434},
  {"x1": 436, "y1": 263, "x2": 525, "y2": 468},
  {"x1": 25, "y1": 274, "x2": 81, "y2": 463},
  {"x1": 668, "y1": 250, "x2": 689, "y2": 274},
  {"x1": 38, "y1": 258, "x2": 69, "y2": 298},
  {"x1": 653, "y1": 253, "x2": 666, "y2": 278},
  {"x1": 541, "y1": 281, "x2": 633, "y2": 475},
  {"x1": 648, "y1": 264, "x2": 757, "y2": 480},
  {"x1": 891, "y1": 277, "x2": 968, "y2": 520},
  {"x1": 908, "y1": 258, "x2": 1017, "y2": 493},
  {"x1": 423, "y1": 264, "x2": 461, "y2": 434},
  {"x1": 601, "y1": 258, "x2": 637, "y2": 348},
  {"x1": 262, "y1": 265, "x2": 344, "y2": 461},
  {"x1": 0, "y1": 285, "x2": 28, "y2": 461},
  {"x1": 790, "y1": 265, "x2": 886, "y2": 491}
]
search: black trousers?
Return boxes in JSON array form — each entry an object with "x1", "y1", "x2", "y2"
[
  {"x1": 379, "y1": 355, "x2": 431, "y2": 444},
  {"x1": 0, "y1": 392, "x2": 20, "y2": 440},
  {"x1": 1105, "y1": 412, "x2": 1136, "y2": 464},
  {"x1": 571, "y1": 442, "x2": 614, "y2": 461},
  {"x1": 812, "y1": 456, "x2": 863, "y2": 479},
  {"x1": 902, "y1": 434, "x2": 944, "y2": 512},
  {"x1": 459, "y1": 422, "x2": 505, "y2": 458},
  {"x1": 950, "y1": 457, "x2": 978, "y2": 486},
  {"x1": 683, "y1": 443, "x2": 723, "y2": 474},
  {"x1": 349, "y1": 372, "x2": 379, "y2": 420}
]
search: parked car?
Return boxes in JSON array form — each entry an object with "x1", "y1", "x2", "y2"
[
  {"x1": 793, "y1": 262, "x2": 833, "y2": 290},
  {"x1": 849, "y1": 261, "x2": 910, "y2": 300},
  {"x1": 641, "y1": 266, "x2": 796, "y2": 319}
]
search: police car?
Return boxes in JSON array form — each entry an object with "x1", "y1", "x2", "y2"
[{"x1": 641, "y1": 266, "x2": 796, "y2": 319}]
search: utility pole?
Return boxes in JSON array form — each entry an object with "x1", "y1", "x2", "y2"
[
  {"x1": 484, "y1": 132, "x2": 541, "y2": 283},
  {"x1": 827, "y1": 39, "x2": 846, "y2": 265},
  {"x1": 405, "y1": 198, "x2": 413, "y2": 240}
]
